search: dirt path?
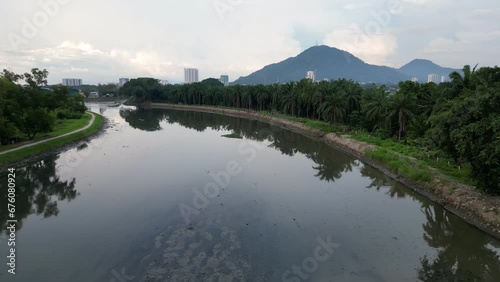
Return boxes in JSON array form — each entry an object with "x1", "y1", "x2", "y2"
[
  {"x1": 0, "y1": 112, "x2": 96, "y2": 156},
  {"x1": 150, "y1": 103, "x2": 500, "y2": 240}
]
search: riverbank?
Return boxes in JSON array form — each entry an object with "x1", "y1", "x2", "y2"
[
  {"x1": 150, "y1": 103, "x2": 500, "y2": 239},
  {"x1": 0, "y1": 113, "x2": 105, "y2": 168}
]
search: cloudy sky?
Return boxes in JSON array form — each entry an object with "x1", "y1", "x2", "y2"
[{"x1": 1, "y1": 0, "x2": 499, "y2": 84}]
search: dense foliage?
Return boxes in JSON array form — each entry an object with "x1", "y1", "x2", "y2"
[
  {"x1": 121, "y1": 66, "x2": 500, "y2": 194},
  {"x1": 0, "y1": 69, "x2": 87, "y2": 144}
]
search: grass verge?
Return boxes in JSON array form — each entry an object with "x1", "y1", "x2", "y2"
[
  {"x1": 0, "y1": 113, "x2": 104, "y2": 166},
  {"x1": 0, "y1": 113, "x2": 92, "y2": 153},
  {"x1": 349, "y1": 131, "x2": 473, "y2": 185}
]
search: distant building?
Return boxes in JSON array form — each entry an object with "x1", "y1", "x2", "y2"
[
  {"x1": 89, "y1": 92, "x2": 99, "y2": 98},
  {"x1": 427, "y1": 74, "x2": 440, "y2": 84},
  {"x1": 441, "y1": 76, "x2": 447, "y2": 83},
  {"x1": 219, "y1": 75, "x2": 229, "y2": 86},
  {"x1": 184, "y1": 68, "x2": 199, "y2": 84},
  {"x1": 159, "y1": 80, "x2": 170, "y2": 86},
  {"x1": 119, "y1": 78, "x2": 130, "y2": 87},
  {"x1": 306, "y1": 71, "x2": 316, "y2": 82},
  {"x1": 62, "y1": 78, "x2": 82, "y2": 87},
  {"x1": 411, "y1": 77, "x2": 419, "y2": 83}
]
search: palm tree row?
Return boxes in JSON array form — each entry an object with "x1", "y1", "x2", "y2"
[{"x1": 123, "y1": 77, "x2": 446, "y2": 140}]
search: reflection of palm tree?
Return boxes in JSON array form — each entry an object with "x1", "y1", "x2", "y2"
[
  {"x1": 359, "y1": 165, "x2": 407, "y2": 198},
  {"x1": 0, "y1": 155, "x2": 79, "y2": 233},
  {"x1": 417, "y1": 205, "x2": 500, "y2": 281},
  {"x1": 147, "y1": 109, "x2": 356, "y2": 183}
]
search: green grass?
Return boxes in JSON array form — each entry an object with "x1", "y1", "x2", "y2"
[
  {"x1": 365, "y1": 147, "x2": 432, "y2": 183},
  {"x1": 0, "y1": 114, "x2": 104, "y2": 166},
  {"x1": 0, "y1": 113, "x2": 92, "y2": 153},
  {"x1": 47, "y1": 113, "x2": 92, "y2": 137},
  {"x1": 350, "y1": 131, "x2": 473, "y2": 185}
]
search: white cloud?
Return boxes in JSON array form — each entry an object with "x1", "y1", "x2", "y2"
[
  {"x1": 323, "y1": 26, "x2": 398, "y2": 66},
  {"x1": 0, "y1": 0, "x2": 499, "y2": 83}
]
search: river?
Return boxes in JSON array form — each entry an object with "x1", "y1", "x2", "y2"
[{"x1": 0, "y1": 104, "x2": 499, "y2": 282}]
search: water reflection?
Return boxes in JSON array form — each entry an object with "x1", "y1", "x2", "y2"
[
  {"x1": 0, "y1": 155, "x2": 79, "y2": 234},
  {"x1": 121, "y1": 108, "x2": 358, "y2": 183},
  {"x1": 121, "y1": 108, "x2": 500, "y2": 281},
  {"x1": 417, "y1": 205, "x2": 500, "y2": 281}
]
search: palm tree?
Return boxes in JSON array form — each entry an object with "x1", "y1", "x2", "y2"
[
  {"x1": 363, "y1": 87, "x2": 389, "y2": 131},
  {"x1": 388, "y1": 90, "x2": 417, "y2": 140},
  {"x1": 449, "y1": 64, "x2": 478, "y2": 91},
  {"x1": 319, "y1": 92, "x2": 346, "y2": 124},
  {"x1": 342, "y1": 80, "x2": 362, "y2": 115}
]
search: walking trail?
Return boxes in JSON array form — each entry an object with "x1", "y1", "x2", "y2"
[{"x1": 0, "y1": 112, "x2": 96, "y2": 156}]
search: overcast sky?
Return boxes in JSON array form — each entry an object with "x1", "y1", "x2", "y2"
[{"x1": 1, "y1": 0, "x2": 499, "y2": 85}]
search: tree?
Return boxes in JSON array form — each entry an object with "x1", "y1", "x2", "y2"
[
  {"x1": 319, "y1": 92, "x2": 346, "y2": 125},
  {"x1": 0, "y1": 117, "x2": 18, "y2": 145},
  {"x1": 22, "y1": 108, "x2": 56, "y2": 139},
  {"x1": 363, "y1": 86, "x2": 389, "y2": 131},
  {"x1": 388, "y1": 82, "x2": 418, "y2": 140},
  {"x1": 449, "y1": 64, "x2": 478, "y2": 92},
  {"x1": 201, "y1": 78, "x2": 224, "y2": 87},
  {"x1": 23, "y1": 68, "x2": 49, "y2": 88},
  {"x1": 2, "y1": 69, "x2": 23, "y2": 83}
]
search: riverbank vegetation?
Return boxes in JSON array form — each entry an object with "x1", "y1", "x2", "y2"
[
  {"x1": 0, "y1": 69, "x2": 87, "y2": 147},
  {"x1": 0, "y1": 114, "x2": 103, "y2": 166},
  {"x1": 121, "y1": 65, "x2": 500, "y2": 194}
]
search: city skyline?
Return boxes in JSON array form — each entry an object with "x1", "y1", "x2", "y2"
[{"x1": 1, "y1": 1, "x2": 499, "y2": 85}]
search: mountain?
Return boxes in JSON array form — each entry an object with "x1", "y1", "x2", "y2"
[
  {"x1": 232, "y1": 46, "x2": 460, "y2": 85},
  {"x1": 398, "y1": 59, "x2": 461, "y2": 83},
  {"x1": 233, "y1": 45, "x2": 411, "y2": 85}
]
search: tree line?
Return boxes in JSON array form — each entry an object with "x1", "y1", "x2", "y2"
[
  {"x1": 121, "y1": 65, "x2": 499, "y2": 194},
  {"x1": 0, "y1": 69, "x2": 87, "y2": 145}
]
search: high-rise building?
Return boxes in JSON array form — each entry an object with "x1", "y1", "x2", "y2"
[
  {"x1": 411, "y1": 77, "x2": 419, "y2": 83},
  {"x1": 62, "y1": 78, "x2": 82, "y2": 87},
  {"x1": 441, "y1": 76, "x2": 447, "y2": 83},
  {"x1": 119, "y1": 78, "x2": 130, "y2": 87},
  {"x1": 427, "y1": 74, "x2": 440, "y2": 84},
  {"x1": 159, "y1": 80, "x2": 170, "y2": 86},
  {"x1": 184, "y1": 68, "x2": 199, "y2": 84},
  {"x1": 306, "y1": 71, "x2": 316, "y2": 82},
  {"x1": 219, "y1": 75, "x2": 229, "y2": 86}
]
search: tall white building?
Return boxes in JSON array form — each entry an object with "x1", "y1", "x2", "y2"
[
  {"x1": 184, "y1": 68, "x2": 199, "y2": 84},
  {"x1": 220, "y1": 75, "x2": 229, "y2": 86},
  {"x1": 411, "y1": 77, "x2": 419, "y2": 83},
  {"x1": 306, "y1": 71, "x2": 316, "y2": 82},
  {"x1": 427, "y1": 74, "x2": 440, "y2": 84},
  {"x1": 62, "y1": 78, "x2": 82, "y2": 87},
  {"x1": 441, "y1": 76, "x2": 447, "y2": 83},
  {"x1": 119, "y1": 78, "x2": 130, "y2": 87}
]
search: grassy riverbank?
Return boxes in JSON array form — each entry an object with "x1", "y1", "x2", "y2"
[
  {"x1": 0, "y1": 113, "x2": 93, "y2": 153},
  {"x1": 0, "y1": 113, "x2": 104, "y2": 166},
  {"x1": 258, "y1": 110, "x2": 473, "y2": 187}
]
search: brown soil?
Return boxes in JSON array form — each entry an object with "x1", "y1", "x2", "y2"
[{"x1": 151, "y1": 103, "x2": 500, "y2": 240}]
